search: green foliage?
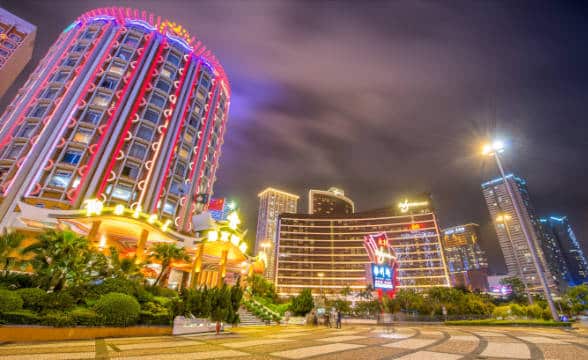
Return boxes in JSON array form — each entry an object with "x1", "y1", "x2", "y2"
[
  {"x1": 564, "y1": 285, "x2": 588, "y2": 315},
  {"x1": 147, "y1": 286, "x2": 178, "y2": 298},
  {"x1": 182, "y1": 287, "x2": 212, "y2": 318},
  {"x1": 328, "y1": 299, "x2": 352, "y2": 314},
  {"x1": 0, "y1": 289, "x2": 23, "y2": 313},
  {"x1": 43, "y1": 291, "x2": 75, "y2": 311},
  {"x1": 290, "y1": 288, "x2": 314, "y2": 316},
  {"x1": 41, "y1": 311, "x2": 75, "y2": 327},
  {"x1": 509, "y1": 303, "x2": 526, "y2": 317},
  {"x1": 499, "y1": 277, "x2": 529, "y2": 304},
  {"x1": 248, "y1": 274, "x2": 277, "y2": 301},
  {"x1": 526, "y1": 303, "x2": 545, "y2": 319},
  {"x1": 0, "y1": 273, "x2": 37, "y2": 289},
  {"x1": 139, "y1": 310, "x2": 171, "y2": 325},
  {"x1": 92, "y1": 278, "x2": 140, "y2": 298},
  {"x1": 21, "y1": 230, "x2": 104, "y2": 290},
  {"x1": 446, "y1": 319, "x2": 571, "y2": 327},
  {"x1": 149, "y1": 243, "x2": 190, "y2": 287},
  {"x1": 109, "y1": 246, "x2": 144, "y2": 280},
  {"x1": 353, "y1": 300, "x2": 381, "y2": 317},
  {"x1": 492, "y1": 305, "x2": 511, "y2": 319},
  {"x1": 253, "y1": 295, "x2": 290, "y2": 316},
  {"x1": 17, "y1": 287, "x2": 46, "y2": 311},
  {"x1": 94, "y1": 292, "x2": 140, "y2": 326},
  {"x1": 209, "y1": 285, "x2": 231, "y2": 322},
  {"x1": 71, "y1": 308, "x2": 101, "y2": 326},
  {"x1": 0, "y1": 231, "x2": 24, "y2": 273},
  {"x1": 0, "y1": 309, "x2": 41, "y2": 324}
]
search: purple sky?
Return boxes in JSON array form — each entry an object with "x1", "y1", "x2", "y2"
[{"x1": 2, "y1": 0, "x2": 588, "y2": 274}]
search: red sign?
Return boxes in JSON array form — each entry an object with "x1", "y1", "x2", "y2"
[
  {"x1": 364, "y1": 232, "x2": 399, "y2": 300},
  {"x1": 208, "y1": 198, "x2": 225, "y2": 211}
]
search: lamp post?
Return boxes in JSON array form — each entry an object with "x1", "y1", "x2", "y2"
[
  {"x1": 496, "y1": 213, "x2": 533, "y2": 304},
  {"x1": 482, "y1": 140, "x2": 559, "y2": 321}
]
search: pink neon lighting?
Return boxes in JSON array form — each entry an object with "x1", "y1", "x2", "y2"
[
  {"x1": 151, "y1": 61, "x2": 202, "y2": 212},
  {"x1": 203, "y1": 90, "x2": 230, "y2": 197}
]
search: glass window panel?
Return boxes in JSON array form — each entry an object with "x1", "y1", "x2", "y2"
[
  {"x1": 115, "y1": 48, "x2": 133, "y2": 61},
  {"x1": 6, "y1": 144, "x2": 23, "y2": 159},
  {"x1": 163, "y1": 201, "x2": 175, "y2": 215},
  {"x1": 150, "y1": 93, "x2": 166, "y2": 108},
  {"x1": 129, "y1": 142, "x2": 147, "y2": 159},
  {"x1": 143, "y1": 109, "x2": 160, "y2": 123},
  {"x1": 111, "y1": 184, "x2": 133, "y2": 201},
  {"x1": 73, "y1": 129, "x2": 93, "y2": 144},
  {"x1": 136, "y1": 125, "x2": 153, "y2": 141},
  {"x1": 48, "y1": 171, "x2": 72, "y2": 188},
  {"x1": 61, "y1": 149, "x2": 83, "y2": 165},
  {"x1": 81, "y1": 110, "x2": 102, "y2": 124},
  {"x1": 122, "y1": 163, "x2": 140, "y2": 179}
]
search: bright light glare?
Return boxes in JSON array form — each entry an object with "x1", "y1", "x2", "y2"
[
  {"x1": 482, "y1": 139, "x2": 505, "y2": 156},
  {"x1": 492, "y1": 140, "x2": 504, "y2": 152}
]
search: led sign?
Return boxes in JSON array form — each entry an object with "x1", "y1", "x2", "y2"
[
  {"x1": 372, "y1": 264, "x2": 395, "y2": 290},
  {"x1": 398, "y1": 199, "x2": 429, "y2": 213}
]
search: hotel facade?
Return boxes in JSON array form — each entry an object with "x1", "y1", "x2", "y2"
[
  {"x1": 275, "y1": 199, "x2": 451, "y2": 296},
  {"x1": 0, "y1": 8, "x2": 250, "y2": 289}
]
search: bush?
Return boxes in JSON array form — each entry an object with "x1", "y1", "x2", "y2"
[
  {"x1": 94, "y1": 292, "x2": 140, "y2": 326},
  {"x1": 139, "y1": 311, "x2": 171, "y2": 325},
  {"x1": 17, "y1": 288, "x2": 46, "y2": 311},
  {"x1": 43, "y1": 291, "x2": 75, "y2": 311},
  {"x1": 526, "y1": 304, "x2": 544, "y2": 319},
  {"x1": 71, "y1": 308, "x2": 102, "y2": 326},
  {"x1": 446, "y1": 319, "x2": 571, "y2": 327},
  {"x1": 0, "y1": 273, "x2": 36, "y2": 289},
  {"x1": 509, "y1": 303, "x2": 526, "y2": 318},
  {"x1": 290, "y1": 289, "x2": 314, "y2": 316},
  {"x1": 92, "y1": 278, "x2": 139, "y2": 298},
  {"x1": 41, "y1": 311, "x2": 75, "y2": 327},
  {"x1": 492, "y1": 305, "x2": 511, "y2": 319},
  {"x1": 147, "y1": 286, "x2": 177, "y2": 298},
  {"x1": 0, "y1": 310, "x2": 40, "y2": 324},
  {"x1": 0, "y1": 289, "x2": 23, "y2": 313}
]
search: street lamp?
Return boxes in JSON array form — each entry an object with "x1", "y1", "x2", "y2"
[
  {"x1": 496, "y1": 213, "x2": 533, "y2": 304},
  {"x1": 482, "y1": 139, "x2": 559, "y2": 321}
]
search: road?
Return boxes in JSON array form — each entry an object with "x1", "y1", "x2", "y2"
[{"x1": 1, "y1": 324, "x2": 588, "y2": 359}]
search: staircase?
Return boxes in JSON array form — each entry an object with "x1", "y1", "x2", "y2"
[{"x1": 238, "y1": 307, "x2": 269, "y2": 326}]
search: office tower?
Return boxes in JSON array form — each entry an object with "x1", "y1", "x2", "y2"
[
  {"x1": 0, "y1": 8, "x2": 36, "y2": 99},
  {"x1": 255, "y1": 187, "x2": 298, "y2": 280},
  {"x1": 275, "y1": 198, "x2": 450, "y2": 297},
  {"x1": 0, "y1": 7, "x2": 230, "y2": 234},
  {"x1": 482, "y1": 174, "x2": 561, "y2": 293},
  {"x1": 442, "y1": 223, "x2": 489, "y2": 291},
  {"x1": 308, "y1": 187, "x2": 354, "y2": 215},
  {"x1": 541, "y1": 216, "x2": 588, "y2": 286}
]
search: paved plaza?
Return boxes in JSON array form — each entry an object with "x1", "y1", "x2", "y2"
[{"x1": 1, "y1": 324, "x2": 588, "y2": 359}]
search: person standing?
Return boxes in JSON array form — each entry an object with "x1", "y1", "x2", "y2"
[{"x1": 336, "y1": 310, "x2": 342, "y2": 329}]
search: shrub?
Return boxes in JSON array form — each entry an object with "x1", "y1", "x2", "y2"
[
  {"x1": 41, "y1": 311, "x2": 75, "y2": 327},
  {"x1": 525, "y1": 304, "x2": 544, "y2": 319},
  {"x1": 94, "y1": 292, "x2": 140, "y2": 326},
  {"x1": 141, "y1": 301, "x2": 168, "y2": 314},
  {"x1": 17, "y1": 288, "x2": 46, "y2": 311},
  {"x1": 147, "y1": 286, "x2": 177, "y2": 298},
  {"x1": 0, "y1": 310, "x2": 40, "y2": 324},
  {"x1": 71, "y1": 308, "x2": 102, "y2": 326},
  {"x1": 492, "y1": 305, "x2": 511, "y2": 319},
  {"x1": 509, "y1": 303, "x2": 526, "y2": 318},
  {"x1": 43, "y1": 291, "x2": 75, "y2": 311},
  {"x1": 290, "y1": 289, "x2": 314, "y2": 316},
  {"x1": 92, "y1": 278, "x2": 139, "y2": 297},
  {"x1": 0, "y1": 289, "x2": 23, "y2": 313},
  {"x1": 0, "y1": 273, "x2": 36, "y2": 289},
  {"x1": 139, "y1": 311, "x2": 171, "y2": 325}
]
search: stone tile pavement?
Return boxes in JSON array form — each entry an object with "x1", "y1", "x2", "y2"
[{"x1": 1, "y1": 324, "x2": 588, "y2": 359}]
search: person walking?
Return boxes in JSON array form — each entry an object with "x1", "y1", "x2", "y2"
[{"x1": 336, "y1": 309, "x2": 342, "y2": 329}]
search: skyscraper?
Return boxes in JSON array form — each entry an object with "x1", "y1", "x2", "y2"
[
  {"x1": 308, "y1": 187, "x2": 354, "y2": 215},
  {"x1": 0, "y1": 8, "x2": 36, "y2": 99},
  {"x1": 0, "y1": 7, "x2": 230, "y2": 234},
  {"x1": 255, "y1": 187, "x2": 298, "y2": 280},
  {"x1": 541, "y1": 216, "x2": 588, "y2": 286},
  {"x1": 441, "y1": 223, "x2": 489, "y2": 291},
  {"x1": 482, "y1": 174, "x2": 561, "y2": 293}
]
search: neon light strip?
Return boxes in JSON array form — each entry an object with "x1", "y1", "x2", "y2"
[
  {"x1": 138, "y1": 52, "x2": 191, "y2": 205},
  {"x1": 1, "y1": 25, "x2": 86, "y2": 194},
  {"x1": 203, "y1": 87, "x2": 230, "y2": 197},
  {"x1": 151, "y1": 60, "x2": 201, "y2": 212},
  {"x1": 96, "y1": 37, "x2": 166, "y2": 197},
  {"x1": 71, "y1": 26, "x2": 148, "y2": 204}
]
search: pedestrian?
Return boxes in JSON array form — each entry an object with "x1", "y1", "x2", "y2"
[
  {"x1": 313, "y1": 311, "x2": 318, "y2": 326},
  {"x1": 336, "y1": 310, "x2": 342, "y2": 329},
  {"x1": 284, "y1": 310, "x2": 290, "y2": 326},
  {"x1": 331, "y1": 308, "x2": 337, "y2": 329}
]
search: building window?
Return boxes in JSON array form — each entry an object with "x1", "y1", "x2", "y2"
[
  {"x1": 129, "y1": 142, "x2": 147, "y2": 159},
  {"x1": 0, "y1": 48, "x2": 8, "y2": 56},
  {"x1": 63, "y1": 57, "x2": 77, "y2": 67},
  {"x1": 29, "y1": 104, "x2": 48, "y2": 118},
  {"x1": 0, "y1": 167, "x2": 10, "y2": 182},
  {"x1": 136, "y1": 125, "x2": 153, "y2": 141},
  {"x1": 73, "y1": 129, "x2": 93, "y2": 144},
  {"x1": 121, "y1": 163, "x2": 140, "y2": 179},
  {"x1": 41, "y1": 87, "x2": 59, "y2": 99},
  {"x1": 111, "y1": 183, "x2": 134, "y2": 201},
  {"x1": 183, "y1": 132, "x2": 194, "y2": 144},
  {"x1": 61, "y1": 149, "x2": 83, "y2": 165},
  {"x1": 48, "y1": 170, "x2": 72, "y2": 188},
  {"x1": 5, "y1": 144, "x2": 23, "y2": 160},
  {"x1": 71, "y1": 176, "x2": 81, "y2": 189},
  {"x1": 81, "y1": 110, "x2": 102, "y2": 124},
  {"x1": 115, "y1": 48, "x2": 133, "y2": 61},
  {"x1": 3, "y1": 41, "x2": 15, "y2": 49},
  {"x1": 150, "y1": 93, "x2": 166, "y2": 108},
  {"x1": 167, "y1": 52, "x2": 180, "y2": 66},
  {"x1": 174, "y1": 162, "x2": 186, "y2": 177},
  {"x1": 123, "y1": 34, "x2": 140, "y2": 47},
  {"x1": 196, "y1": 90, "x2": 206, "y2": 101},
  {"x1": 9, "y1": 33, "x2": 22, "y2": 42},
  {"x1": 160, "y1": 67, "x2": 175, "y2": 80},
  {"x1": 163, "y1": 201, "x2": 175, "y2": 215},
  {"x1": 188, "y1": 114, "x2": 199, "y2": 128},
  {"x1": 178, "y1": 147, "x2": 189, "y2": 159},
  {"x1": 155, "y1": 79, "x2": 171, "y2": 93},
  {"x1": 92, "y1": 93, "x2": 110, "y2": 107},
  {"x1": 72, "y1": 44, "x2": 86, "y2": 53},
  {"x1": 169, "y1": 181, "x2": 184, "y2": 195},
  {"x1": 143, "y1": 109, "x2": 160, "y2": 123},
  {"x1": 100, "y1": 76, "x2": 118, "y2": 90},
  {"x1": 110, "y1": 63, "x2": 125, "y2": 76},
  {"x1": 82, "y1": 30, "x2": 96, "y2": 40}
]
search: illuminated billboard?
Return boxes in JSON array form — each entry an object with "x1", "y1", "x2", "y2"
[
  {"x1": 371, "y1": 264, "x2": 395, "y2": 289},
  {"x1": 364, "y1": 232, "x2": 398, "y2": 298}
]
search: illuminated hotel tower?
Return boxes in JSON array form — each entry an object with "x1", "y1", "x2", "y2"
[
  {"x1": 0, "y1": 8, "x2": 36, "y2": 99},
  {"x1": 255, "y1": 188, "x2": 299, "y2": 280},
  {"x1": 482, "y1": 174, "x2": 559, "y2": 292},
  {"x1": 0, "y1": 8, "x2": 230, "y2": 233},
  {"x1": 308, "y1": 187, "x2": 354, "y2": 216}
]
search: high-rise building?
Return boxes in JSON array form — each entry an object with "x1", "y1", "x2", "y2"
[
  {"x1": 482, "y1": 174, "x2": 561, "y2": 293},
  {"x1": 255, "y1": 187, "x2": 299, "y2": 280},
  {"x1": 541, "y1": 216, "x2": 588, "y2": 286},
  {"x1": 441, "y1": 223, "x2": 489, "y2": 291},
  {"x1": 275, "y1": 198, "x2": 450, "y2": 296},
  {"x1": 0, "y1": 7, "x2": 230, "y2": 233},
  {"x1": 0, "y1": 8, "x2": 36, "y2": 99},
  {"x1": 308, "y1": 187, "x2": 354, "y2": 215}
]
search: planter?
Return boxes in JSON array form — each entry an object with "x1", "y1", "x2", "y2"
[{"x1": 0, "y1": 325, "x2": 171, "y2": 342}]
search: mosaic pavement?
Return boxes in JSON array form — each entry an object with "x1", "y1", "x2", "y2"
[{"x1": 1, "y1": 324, "x2": 588, "y2": 359}]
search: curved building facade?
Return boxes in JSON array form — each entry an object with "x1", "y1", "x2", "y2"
[
  {"x1": 308, "y1": 187, "x2": 354, "y2": 216},
  {"x1": 275, "y1": 207, "x2": 450, "y2": 296},
  {"x1": 0, "y1": 8, "x2": 230, "y2": 233}
]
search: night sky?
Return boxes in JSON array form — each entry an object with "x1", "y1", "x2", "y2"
[{"x1": 2, "y1": 0, "x2": 588, "y2": 275}]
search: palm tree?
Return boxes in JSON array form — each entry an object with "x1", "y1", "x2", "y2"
[
  {"x1": 340, "y1": 286, "x2": 353, "y2": 298},
  {"x1": 21, "y1": 229, "x2": 99, "y2": 290},
  {"x1": 150, "y1": 243, "x2": 190, "y2": 287},
  {"x1": 0, "y1": 231, "x2": 25, "y2": 276},
  {"x1": 109, "y1": 246, "x2": 143, "y2": 280}
]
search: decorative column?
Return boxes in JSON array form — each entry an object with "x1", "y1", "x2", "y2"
[
  {"x1": 190, "y1": 243, "x2": 204, "y2": 288},
  {"x1": 135, "y1": 229, "x2": 149, "y2": 263},
  {"x1": 217, "y1": 248, "x2": 228, "y2": 287},
  {"x1": 87, "y1": 220, "x2": 101, "y2": 243}
]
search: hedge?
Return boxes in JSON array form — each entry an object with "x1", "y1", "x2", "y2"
[
  {"x1": 0, "y1": 289, "x2": 23, "y2": 313},
  {"x1": 17, "y1": 288, "x2": 46, "y2": 311},
  {"x1": 0, "y1": 310, "x2": 41, "y2": 324},
  {"x1": 445, "y1": 319, "x2": 572, "y2": 327},
  {"x1": 41, "y1": 312, "x2": 76, "y2": 327},
  {"x1": 139, "y1": 311, "x2": 171, "y2": 326},
  {"x1": 94, "y1": 292, "x2": 140, "y2": 327}
]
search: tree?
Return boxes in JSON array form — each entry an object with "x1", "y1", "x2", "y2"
[
  {"x1": 500, "y1": 277, "x2": 528, "y2": 304},
  {"x1": 565, "y1": 285, "x2": 588, "y2": 315},
  {"x1": 340, "y1": 286, "x2": 352, "y2": 298},
  {"x1": 248, "y1": 274, "x2": 276, "y2": 300},
  {"x1": 21, "y1": 229, "x2": 102, "y2": 290},
  {"x1": 109, "y1": 246, "x2": 143, "y2": 280},
  {"x1": 358, "y1": 284, "x2": 374, "y2": 301},
  {"x1": 209, "y1": 285, "x2": 231, "y2": 334},
  {"x1": 0, "y1": 231, "x2": 24, "y2": 276},
  {"x1": 149, "y1": 243, "x2": 190, "y2": 287},
  {"x1": 290, "y1": 288, "x2": 314, "y2": 316}
]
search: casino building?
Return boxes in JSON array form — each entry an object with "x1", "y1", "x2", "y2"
[
  {"x1": 0, "y1": 8, "x2": 251, "y2": 289},
  {"x1": 275, "y1": 196, "x2": 451, "y2": 296}
]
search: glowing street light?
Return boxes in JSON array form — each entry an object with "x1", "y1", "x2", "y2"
[{"x1": 482, "y1": 138, "x2": 559, "y2": 321}]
